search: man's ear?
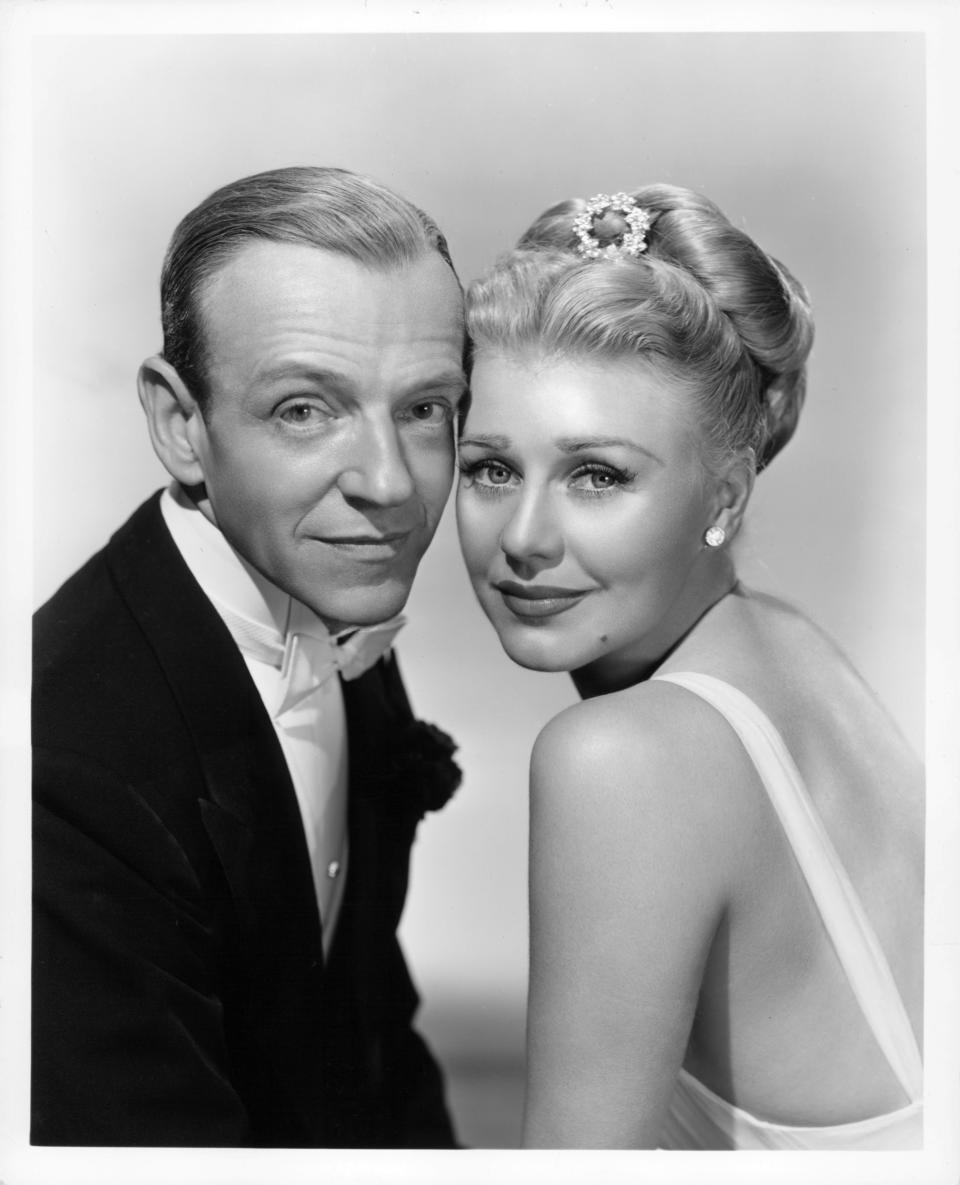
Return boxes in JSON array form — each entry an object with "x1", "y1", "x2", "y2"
[
  {"x1": 708, "y1": 454, "x2": 755, "y2": 543},
  {"x1": 137, "y1": 356, "x2": 208, "y2": 486}
]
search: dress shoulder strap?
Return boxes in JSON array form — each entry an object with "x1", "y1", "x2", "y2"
[{"x1": 652, "y1": 671, "x2": 922, "y2": 1101}]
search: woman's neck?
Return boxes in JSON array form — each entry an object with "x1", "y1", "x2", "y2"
[{"x1": 571, "y1": 562, "x2": 739, "y2": 700}]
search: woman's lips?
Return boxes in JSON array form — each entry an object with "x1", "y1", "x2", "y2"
[{"x1": 493, "y1": 580, "x2": 590, "y2": 619}]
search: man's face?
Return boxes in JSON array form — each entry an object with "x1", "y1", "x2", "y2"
[{"x1": 186, "y1": 240, "x2": 466, "y2": 630}]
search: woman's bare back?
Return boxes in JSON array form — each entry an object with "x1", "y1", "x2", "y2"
[{"x1": 659, "y1": 585, "x2": 923, "y2": 1123}]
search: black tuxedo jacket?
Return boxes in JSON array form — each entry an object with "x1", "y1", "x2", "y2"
[{"x1": 32, "y1": 493, "x2": 458, "y2": 1147}]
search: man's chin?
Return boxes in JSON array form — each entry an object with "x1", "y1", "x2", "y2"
[{"x1": 302, "y1": 583, "x2": 413, "y2": 633}]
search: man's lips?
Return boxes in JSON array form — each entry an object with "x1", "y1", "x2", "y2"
[
  {"x1": 322, "y1": 532, "x2": 410, "y2": 544},
  {"x1": 492, "y1": 579, "x2": 591, "y2": 619},
  {"x1": 311, "y1": 530, "x2": 414, "y2": 555}
]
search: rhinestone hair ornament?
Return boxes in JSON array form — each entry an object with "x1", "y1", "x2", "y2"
[{"x1": 573, "y1": 192, "x2": 652, "y2": 260}]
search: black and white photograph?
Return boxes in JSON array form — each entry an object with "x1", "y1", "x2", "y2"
[{"x1": 1, "y1": 2, "x2": 958, "y2": 1183}]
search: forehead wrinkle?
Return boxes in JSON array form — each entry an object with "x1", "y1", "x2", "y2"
[
  {"x1": 199, "y1": 247, "x2": 463, "y2": 360},
  {"x1": 249, "y1": 354, "x2": 467, "y2": 400}
]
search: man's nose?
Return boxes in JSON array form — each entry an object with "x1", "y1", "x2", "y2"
[
  {"x1": 337, "y1": 417, "x2": 416, "y2": 507},
  {"x1": 500, "y1": 486, "x2": 563, "y2": 571}
]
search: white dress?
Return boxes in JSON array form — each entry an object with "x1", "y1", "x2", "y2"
[{"x1": 652, "y1": 672, "x2": 923, "y2": 1150}]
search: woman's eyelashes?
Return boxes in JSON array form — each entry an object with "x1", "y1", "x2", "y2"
[
  {"x1": 458, "y1": 457, "x2": 517, "y2": 493},
  {"x1": 458, "y1": 456, "x2": 636, "y2": 497},
  {"x1": 567, "y1": 462, "x2": 636, "y2": 496}
]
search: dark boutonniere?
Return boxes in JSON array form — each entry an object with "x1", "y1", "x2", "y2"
[{"x1": 375, "y1": 718, "x2": 463, "y2": 820}]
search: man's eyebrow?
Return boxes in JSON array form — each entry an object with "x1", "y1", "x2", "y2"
[
  {"x1": 253, "y1": 362, "x2": 468, "y2": 398},
  {"x1": 556, "y1": 436, "x2": 663, "y2": 464},
  {"x1": 253, "y1": 361, "x2": 350, "y2": 389},
  {"x1": 412, "y1": 373, "x2": 470, "y2": 398}
]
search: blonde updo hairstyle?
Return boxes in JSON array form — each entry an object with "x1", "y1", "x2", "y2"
[{"x1": 466, "y1": 184, "x2": 814, "y2": 473}]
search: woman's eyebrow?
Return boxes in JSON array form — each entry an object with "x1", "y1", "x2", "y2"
[
  {"x1": 459, "y1": 433, "x2": 511, "y2": 449},
  {"x1": 556, "y1": 436, "x2": 663, "y2": 464}
]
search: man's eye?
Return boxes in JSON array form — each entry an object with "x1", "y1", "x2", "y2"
[
  {"x1": 278, "y1": 401, "x2": 326, "y2": 426},
  {"x1": 406, "y1": 400, "x2": 451, "y2": 425}
]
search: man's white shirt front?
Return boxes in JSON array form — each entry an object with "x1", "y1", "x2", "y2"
[{"x1": 161, "y1": 483, "x2": 348, "y2": 952}]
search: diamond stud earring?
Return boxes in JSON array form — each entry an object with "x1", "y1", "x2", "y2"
[{"x1": 704, "y1": 525, "x2": 726, "y2": 548}]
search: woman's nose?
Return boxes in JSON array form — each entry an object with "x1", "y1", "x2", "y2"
[
  {"x1": 499, "y1": 487, "x2": 563, "y2": 570},
  {"x1": 337, "y1": 418, "x2": 416, "y2": 507}
]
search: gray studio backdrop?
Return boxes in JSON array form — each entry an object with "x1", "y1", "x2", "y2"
[{"x1": 33, "y1": 32, "x2": 924, "y2": 1147}]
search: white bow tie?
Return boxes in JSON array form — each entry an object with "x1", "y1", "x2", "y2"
[
  {"x1": 277, "y1": 613, "x2": 405, "y2": 717},
  {"x1": 210, "y1": 596, "x2": 405, "y2": 720}
]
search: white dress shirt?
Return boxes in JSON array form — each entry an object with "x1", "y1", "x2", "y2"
[{"x1": 161, "y1": 483, "x2": 349, "y2": 952}]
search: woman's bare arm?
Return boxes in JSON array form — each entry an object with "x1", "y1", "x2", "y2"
[{"x1": 522, "y1": 687, "x2": 741, "y2": 1148}]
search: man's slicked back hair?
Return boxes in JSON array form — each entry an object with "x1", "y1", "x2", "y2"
[{"x1": 160, "y1": 165, "x2": 460, "y2": 407}]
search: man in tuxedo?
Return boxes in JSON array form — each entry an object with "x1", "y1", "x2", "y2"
[{"x1": 32, "y1": 166, "x2": 467, "y2": 1147}]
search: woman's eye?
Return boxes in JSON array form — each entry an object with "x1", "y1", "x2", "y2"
[
  {"x1": 481, "y1": 462, "x2": 513, "y2": 485},
  {"x1": 570, "y1": 465, "x2": 631, "y2": 494},
  {"x1": 459, "y1": 459, "x2": 517, "y2": 491}
]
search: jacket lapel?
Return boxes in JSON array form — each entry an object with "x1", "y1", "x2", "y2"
[
  {"x1": 106, "y1": 494, "x2": 332, "y2": 1127},
  {"x1": 107, "y1": 494, "x2": 316, "y2": 920},
  {"x1": 104, "y1": 493, "x2": 433, "y2": 1138}
]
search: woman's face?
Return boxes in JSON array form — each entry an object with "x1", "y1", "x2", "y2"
[{"x1": 456, "y1": 350, "x2": 721, "y2": 682}]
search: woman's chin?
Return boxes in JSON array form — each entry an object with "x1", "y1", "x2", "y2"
[{"x1": 494, "y1": 630, "x2": 584, "y2": 674}]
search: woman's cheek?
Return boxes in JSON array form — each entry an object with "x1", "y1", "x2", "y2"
[{"x1": 456, "y1": 496, "x2": 497, "y2": 570}]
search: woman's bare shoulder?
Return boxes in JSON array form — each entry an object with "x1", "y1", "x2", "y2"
[
  {"x1": 524, "y1": 679, "x2": 764, "y2": 1148},
  {"x1": 532, "y1": 678, "x2": 757, "y2": 790},
  {"x1": 529, "y1": 679, "x2": 763, "y2": 888}
]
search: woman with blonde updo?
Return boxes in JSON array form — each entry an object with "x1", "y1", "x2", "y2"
[{"x1": 456, "y1": 185, "x2": 923, "y2": 1149}]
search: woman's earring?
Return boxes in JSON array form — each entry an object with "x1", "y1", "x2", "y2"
[{"x1": 704, "y1": 525, "x2": 726, "y2": 548}]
